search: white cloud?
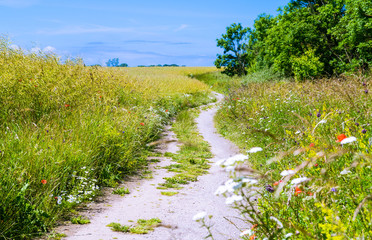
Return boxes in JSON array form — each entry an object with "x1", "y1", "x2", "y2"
[
  {"x1": 9, "y1": 44, "x2": 20, "y2": 50},
  {"x1": 31, "y1": 47, "x2": 41, "y2": 53},
  {"x1": 175, "y1": 24, "x2": 188, "y2": 32},
  {"x1": 0, "y1": 0, "x2": 39, "y2": 7},
  {"x1": 43, "y1": 46, "x2": 56, "y2": 53}
]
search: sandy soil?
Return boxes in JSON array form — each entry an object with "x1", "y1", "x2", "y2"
[{"x1": 56, "y1": 93, "x2": 245, "y2": 240}]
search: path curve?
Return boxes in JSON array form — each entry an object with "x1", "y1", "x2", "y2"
[{"x1": 58, "y1": 92, "x2": 244, "y2": 240}]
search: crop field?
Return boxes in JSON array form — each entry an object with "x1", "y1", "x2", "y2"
[
  {"x1": 0, "y1": 40, "x2": 215, "y2": 239},
  {"x1": 201, "y1": 72, "x2": 372, "y2": 239}
]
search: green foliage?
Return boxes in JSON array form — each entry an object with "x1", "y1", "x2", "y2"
[
  {"x1": 106, "y1": 222, "x2": 130, "y2": 232},
  {"x1": 291, "y1": 48, "x2": 324, "y2": 80},
  {"x1": 112, "y1": 187, "x2": 130, "y2": 196},
  {"x1": 213, "y1": 75, "x2": 372, "y2": 238},
  {"x1": 214, "y1": 23, "x2": 250, "y2": 76},
  {"x1": 107, "y1": 218, "x2": 161, "y2": 234},
  {"x1": 71, "y1": 216, "x2": 90, "y2": 224},
  {"x1": 217, "y1": 0, "x2": 371, "y2": 79},
  {"x1": 158, "y1": 108, "x2": 212, "y2": 189}
]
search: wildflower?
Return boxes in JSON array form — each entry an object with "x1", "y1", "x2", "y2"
[
  {"x1": 365, "y1": 89, "x2": 368, "y2": 94},
  {"x1": 295, "y1": 186, "x2": 302, "y2": 196},
  {"x1": 241, "y1": 178, "x2": 258, "y2": 185},
  {"x1": 362, "y1": 129, "x2": 367, "y2": 134},
  {"x1": 317, "y1": 112, "x2": 321, "y2": 117},
  {"x1": 340, "y1": 169, "x2": 351, "y2": 175},
  {"x1": 250, "y1": 234, "x2": 256, "y2": 240},
  {"x1": 54, "y1": 196, "x2": 62, "y2": 204},
  {"x1": 273, "y1": 181, "x2": 279, "y2": 186},
  {"x1": 355, "y1": 122, "x2": 359, "y2": 127},
  {"x1": 64, "y1": 104, "x2": 70, "y2": 107},
  {"x1": 192, "y1": 211, "x2": 207, "y2": 221},
  {"x1": 280, "y1": 169, "x2": 295, "y2": 176},
  {"x1": 223, "y1": 154, "x2": 248, "y2": 166},
  {"x1": 336, "y1": 134, "x2": 347, "y2": 142},
  {"x1": 41, "y1": 179, "x2": 47, "y2": 184},
  {"x1": 284, "y1": 233, "x2": 293, "y2": 238},
  {"x1": 140, "y1": 122, "x2": 144, "y2": 126},
  {"x1": 247, "y1": 147, "x2": 263, "y2": 153},
  {"x1": 314, "y1": 163, "x2": 318, "y2": 167},
  {"x1": 291, "y1": 177, "x2": 309, "y2": 185},
  {"x1": 225, "y1": 194, "x2": 243, "y2": 205},
  {"x1": 340, "y1": 136, "x2": 357, "y2": 145},
  {"x1": 266, "y1": 185, "x2": 274, "y2": 193},
  {"x1": 240, "y1": 229, "x2": 254, "y2": 237},
  {"x1": 309, "y1": 143, "x2": 315, "y2": 148},
  {"x1": 331, "y1": 188, "x2": 337, "y2": 192},
  {"x1": 269, "y1": 216, "x2": 283, "y2": 228},
  {"x1": 363, "y1": 82, "x2": 366, "y2": 86},
  {"x1": 165, "y1": 109, "x2": 168, "y2": 112}
]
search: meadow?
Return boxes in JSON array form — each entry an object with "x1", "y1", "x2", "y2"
[
  {"x1": 196, "y1": 72, "x2": 372, "y2": 239},
  {"x1": 0, "y1": 39, "x2": 215, "y2": 239}
]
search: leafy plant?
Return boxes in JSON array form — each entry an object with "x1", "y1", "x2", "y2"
[{"x1": 112, "y1": 187, "x2": 130, "y2": 196}]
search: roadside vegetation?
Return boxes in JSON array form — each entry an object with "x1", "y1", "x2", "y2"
[
  {"x1": 193, "y1": 1, "x2": 372, "y2": 238},
  {"x1": 159, "y1": 108, "x2": 212, "y2": 190},
  {"x1": 0, "y1": 39, "x2": 214, "y2": 239},
  {"x1": 204, "y1": 73, "x2": 371, "y2": 239}
]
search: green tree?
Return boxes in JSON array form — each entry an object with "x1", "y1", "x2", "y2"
[
  {"x1": 214, "y1": 23, "x2": 250, "y2": 76},
  {"x1": 106, "y1": 58, "x2": 119, "y2": 67}
]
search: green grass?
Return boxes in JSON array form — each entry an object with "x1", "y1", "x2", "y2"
[
  {"x1": 158, "y1": 108, "x2": 213, "y2": 189},
  {"x1": 106, "y1": 222, "x2": 130, "y2": 232},
  {"x1": 160, "y1": 191, "x2": 179, "y2": 196},
  {"x1": 112, "y1": 187, "x2": 130, "y2": 196},
  {"x1": 70, "y1": 216, "x2": 91, "y2": 224},
  {"x1": 107, "y1": 218, "x2": 162, "y2": 234},
  {"x1": 207, "y1": 73, "x2": 372, "y2": 239},
  {"x1": 0, "y1": 39, "x2": 216, "y2": 239},
  {"x1": 129, "y1": 218, "x2": 162, "y2": 234}
]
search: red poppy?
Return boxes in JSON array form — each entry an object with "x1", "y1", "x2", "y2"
[
  {"x1": 309, "y1": 143, "x2": 315, "y2": 148},
  {"x1": 251, "y1": 224, "x2": 257, "y2": 229},
  {"x1": 99, "y1": 96, "x2": 102, "y2": 98},
  {"x1": 337, "y1": 134, "x2": 347, "y2": 142},
  {"x1": 140, "y1": 122, "x2": 144, "y2": 126},
  {"x1": 34, "y1": 85, "x2": 38, "y2": 87},
  {"x1": 273, "y1": 181, "x2": 279, "y2": 186},
  {"x1": 295, "y1": 186, "x2": 302, "y2": 196},
  {"x1": 314, "y1": 163, "x2": 318, "y2": 167},
  {"x1": 250, "y1": 234, "x2": 256, "y2": 240},
  {"x1": 236, "y1": 97, "x2": 240, "y2": 100},
  {"x1": 41, "y1": 179, "x2": 47, "y2": 184},
  {"x1": 165, "y1": 109, "x2": 168, "y2": 112},
  {"x1": 64, "y1": 104, "x2": 70, "y2": 107}
]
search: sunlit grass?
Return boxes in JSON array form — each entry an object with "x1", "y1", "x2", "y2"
[
  {"x1": 210, "y1": 74, "x2": 372, "y2": 239},
  {"x1": 0, "y1": 38, "x2": 215, "y2": 239}
]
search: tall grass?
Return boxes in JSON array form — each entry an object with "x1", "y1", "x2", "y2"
[
  {"x1": 211, "y1": 74, "x2": 371, "y2": 238},
  {"x1": 0, "y1": 39, "x2": 214, "y2": 239}
]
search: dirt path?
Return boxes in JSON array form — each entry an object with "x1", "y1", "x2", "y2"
[{"x1": 58, "y1": 93, "x2": 244, "y2": 240}]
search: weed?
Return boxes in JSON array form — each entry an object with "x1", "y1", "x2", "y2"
[
  {"x1": 71, "y1": 216, "x2": 90, "y2": 224},
  {"x1": 106, "y1": 222, "x2": 130, "y2": 232},
  {"x1": 160, "y1": 191, "x2": 179, "y2": 196},
  {"x1": 208, "y1": 74, "x2": 372, "y2": 239},
  {"x1": 129, "y1": 218, "x2": 162, "y2": 234},
  {"x1": 158, "y1": 108, "x2": 212, "y2": 189},
  {"x1": 112, "y1": 187, "x2": 130, "y2": 196}
]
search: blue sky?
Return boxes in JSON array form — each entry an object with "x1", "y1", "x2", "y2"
[{"x1": 1, "y1": 0, "x2": 289, "y2": 66}]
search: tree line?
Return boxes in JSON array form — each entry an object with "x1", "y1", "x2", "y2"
[{"x1": 215, "y1": 0, "x2": 371, "y2": 80}]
